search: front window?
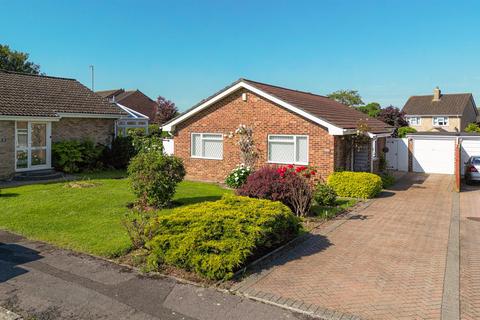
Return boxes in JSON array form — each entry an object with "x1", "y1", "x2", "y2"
[
  {"x1": 433, "y1": 116, "x2": 449, "y2": 126},
  {"x1": 191, "y1": 133, "x2": 223, "y2": 160},
  {"x1": 268, "y1": 135, "x2": 308, "y2": 165},
  {"x1": 407, "y1": 117, "x2": 421, "y2": 126}
]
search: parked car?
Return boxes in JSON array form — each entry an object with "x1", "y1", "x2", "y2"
[{"x1": 464, "y1": 156, "x2": 480, "y2": 184}]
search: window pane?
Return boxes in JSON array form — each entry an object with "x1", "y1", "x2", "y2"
[
  {"x1": 269, "y1": 135, "x2": 294, "y2": 141},
  {"x1": 192, "y1": 134, "x2": 201, "y2": 156},
  {"x1": 269, "y1": 141, "x2": 295, "y2": 163},
  {"x1": 17, "y1": 133, "x2": 27, "y2": 148},
  {"x1": 31, "y1": 123, "x2": 46, "y2": 147},
  {"x1": 16, "y1": 151, "x2": 28, "y2": 169},
  {"x1": 203, "y1": 140, "x2": 223, "y2": 159},
  {"x1": 17, "y1": 122, "x2": 27, "y2": 130},
  {"x1": 31, "y1": 149, "x2": 47, "y2": 166},
  {"x1": 202, "y1": 134, "x2": 222, "y2": 140},
  {"x1": 296, "y1": 136, "x2": 308, "y2": 163}
]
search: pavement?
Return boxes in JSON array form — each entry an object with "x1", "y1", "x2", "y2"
[
  {"x1": 234, "y1": 173, "x2": 462, "y2": 319},
  {"x1": 0, "y1": 231, "x2": 309, "y2": 320}
]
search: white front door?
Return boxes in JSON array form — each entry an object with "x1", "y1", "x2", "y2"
[{"x1": 15, "y1": 121, "x2": 52, "y2": 171}]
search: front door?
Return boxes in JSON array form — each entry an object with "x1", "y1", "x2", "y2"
[{"x1": 15, "y1": 121, "x2": 52, "y2": 171}]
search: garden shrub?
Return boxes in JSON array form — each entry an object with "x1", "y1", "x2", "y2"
[
  {"x1": 327, "y1": 171, "x2": 382, "y2": 199},
  {"x1": 143, "y1": 194, "x2": 301, "y2": 280},
  {"x1": 397, "y1": 126, "x2": 417, "y2": 138},
  {"x1": 52, "y1": 140, "x2": 105, "y2": 173},
  {"x1": 237, "y1": 165, "x2": 314, "y2": 216},
  {"x1": 380, "y1": 172, "x2": 395, "y2": 188},
  {"x1": 127, "y1": 151, "x2": 185, "y2": 208},
  {"x1": 103, "y1": 136, "x2": 137, "y2": 169},
  {"x1": 122, "y1": 210, "x2": 156, "y2": 249},
  {"x1": 314, "y1": 183, "x2": 337, "y2": 206},
  {"x1": 225, "y1": 164, "x2": 252, "y2": 189},
  {"x1": 129, "y1": 130, "x2": 164, "y2": 154}
]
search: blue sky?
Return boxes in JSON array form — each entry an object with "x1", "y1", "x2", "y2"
[{"x1": 1, "y1": 0, "x2": 479, "y2": 111}]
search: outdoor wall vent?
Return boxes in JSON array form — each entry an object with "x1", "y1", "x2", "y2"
[{"x1": 242, "y1": 92, "x2": 247, "y2": 102}]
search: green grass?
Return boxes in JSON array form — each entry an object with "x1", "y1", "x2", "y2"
[
  {"x1": 311, "y1": 198, "x2": 358, "y2": 220},
  {"x1": 0, "y1": 171, "x2": 231, "y2": 258}
]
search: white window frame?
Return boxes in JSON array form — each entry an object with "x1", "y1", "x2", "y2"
[
  {"x1": 190, "y1": 133, "x2": 224, "y2": 160},
  {"x1": 433, "y1": 116, "x2": 449, "y2": 127},
  {"x1": 407, "y1": 117, "x2": 421, "y2": 126},
  {"x1": 267, "y1": 134, "x2": 309, "y2": 165}
]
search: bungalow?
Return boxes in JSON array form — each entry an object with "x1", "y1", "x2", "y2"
[
  {"x1": 162, "y1": 79, "x2": 393, "y2": 182},
  {"x1": 0, "y1": 70, "x2": 126, "y2": 180}
]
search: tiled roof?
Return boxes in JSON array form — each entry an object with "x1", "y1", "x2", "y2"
[
  {"x1": 403, "y1": 93, "x2": 474, "y2": 116},
  {"x1": 242, "y1": 79, "x2": 392, "y2": 133},
  {"x1": 97, "y1": 89, "x2": 158, "y2": 121},
  {"x1": 0, "y1": 70, "x2": 125, "y2": 117}
]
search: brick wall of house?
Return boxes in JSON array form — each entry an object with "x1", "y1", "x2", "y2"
[
  {"x1": 173, "y1": 89, "x2": 336, "y2": 182},
  {"x1": 0, "y1": 121, "x2": 15, "y2": 179},
  {"x1": 52, "y1": 118, "x2": 115, "y2": 145}
]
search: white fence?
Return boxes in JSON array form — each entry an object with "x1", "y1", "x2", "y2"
[
  {"x1": 162, "y1": 139, "x2": 174, "y2": 155},
  {"x1": 385, "y1": 138, "x2": 408, "y2": 171}
]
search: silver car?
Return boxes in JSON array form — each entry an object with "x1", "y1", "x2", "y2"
[{"x1": 464, "y1": 156, "x2": 480, "y2": 184}]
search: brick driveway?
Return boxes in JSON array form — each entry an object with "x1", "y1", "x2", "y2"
[
  {"x1": 234, "y1": 174, "x2": 456, "y2": 319},
  {"x1": 460, "y1": 183, "x2": 480, "y2": 320}
]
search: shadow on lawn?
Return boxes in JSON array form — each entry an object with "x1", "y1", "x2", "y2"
[
  {"x1": 174, "y1": 195, "x2": 224, "y2": 206},
  {"x1": 0, "y1": 242, "x2": 43, "y2": 283},
  {"x1": 0, "y1": 193, "x2": 19, "y2": 198}
]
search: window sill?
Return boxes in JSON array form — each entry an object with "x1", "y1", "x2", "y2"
[
  {"x1": 267, "y1": 161, "x2": 309, "y2": 166},
  {"x1": 191, "y1": 156, "x2": 223, "y2": 160}
]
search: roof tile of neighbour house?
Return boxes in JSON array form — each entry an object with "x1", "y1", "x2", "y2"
[
  {"x1": 403, "y1": 93, "x2": 474, "y2": 116},
  {"x1": 166, "y1": 78, "x2": 393, "y2": 134},
  {"x1": 0, "y1": 70, "x2": 125, "y2": 117},
  {"x1": 96, "y1": 89, "x2": 157, "y2": 121}
]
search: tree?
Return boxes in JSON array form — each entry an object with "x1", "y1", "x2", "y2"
[
  {"x1": 465, "y1": 123, "x2": 480, "y2": 133},
  {"x1": 378, "y1": 105, "x2": 408, "y2": 128},
  {"x1": 155, "y1": 96, "x2": 178, "y2": 124},
  {"x1": 327, "y1": 89, "x2": 364, "y2": 107},
  {"x1": 356, "y1": 102, "x2": 381, "y2": 118},
  {"x1": 0, "y1": 44, "x2": 41, "y2": 74}
]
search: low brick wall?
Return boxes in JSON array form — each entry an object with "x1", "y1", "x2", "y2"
[
  {"x1": 0, "y1": 121, "x2": 15, "y2": 179},
  {"x1": 52, "y1": 118, "x2": 115, "y2": 145}
]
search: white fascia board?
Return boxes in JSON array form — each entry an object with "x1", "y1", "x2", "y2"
[
  {"x1": 0, "y1": 115, "x2": 61, "y2": 122},
  {"x1": 162, "y1": 81, "x2": 346, "y2": 135},
  {"x1": 406, "y1": 134, "x2": 457, "y2": 140},
  {"x1": 405, "y1": 114, "x2": 460, "y2": 117},
  {"x1": 367, "y1": 132, "x2": 393, "y2": 138},
  {"x1": 116, "y1": 103, "x2": 150, "y2": 120},
  {"x1": 57, "y1": 113, "x2": 122, "y2": 119}
]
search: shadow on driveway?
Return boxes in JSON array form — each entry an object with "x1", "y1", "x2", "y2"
[{"x1": 0, "y1": 242, "x2": 43, "y2": 283}]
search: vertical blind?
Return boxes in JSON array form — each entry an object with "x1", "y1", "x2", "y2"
[
  {"x1": 191, "y1": 133, "x2": 223, "y2": 159},
  {"x1": 268, "y1": 135, "x2": 308, "y2": 164}
]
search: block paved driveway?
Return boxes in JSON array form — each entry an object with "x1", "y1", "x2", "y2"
[{"x1": 235, "y1": 173, "x2": 460, "y2": 319}]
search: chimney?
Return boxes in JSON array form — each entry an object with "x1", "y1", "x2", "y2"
[{"x1": 433, "y1": 87, "x2": 441, "y2": 101}]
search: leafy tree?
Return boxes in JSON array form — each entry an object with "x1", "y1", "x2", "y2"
[
  {"x1": 155, "y1": 96, "x2": 178, "y2": 124},
  {"x1": 327, "y1": 89, "x2": 364, "y2": 106},
  {"x1": 0, "y1": 44, "x2": 41, "y2": 74},
  {"x1": 356, "y1": 102, "x2": 381, "y2": 118},
  {"x1": 378, "y1": 105, "x2": 408, "y2": 128},
  {"x1": 397, "y1": 126, "x2": 417, "y2": 138},
  {"x1": 465, "y1": 123, "x2": 480, "y2": 133}
]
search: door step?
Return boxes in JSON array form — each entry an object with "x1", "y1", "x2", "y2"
[{"x1": 14, "y1": 170, "x2": 64, "y2": 181}]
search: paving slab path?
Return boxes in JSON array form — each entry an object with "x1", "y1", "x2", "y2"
[{"x1": 234, "y1": 174, "x2": 457, "y2": 319}]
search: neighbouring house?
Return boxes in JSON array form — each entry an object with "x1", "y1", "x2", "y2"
[
  {"x1": 97, "y1": 88, "x2": 157, "y2": 123},
  {"x1": 402, "y1": 87, "x2": 478, "y2": 132},
  {"x1": 162, "y1": 78, "x2": 393, "y2": 182},
  {"x1": 0, "y1": 70, "x2": 127, "y2": 180}
]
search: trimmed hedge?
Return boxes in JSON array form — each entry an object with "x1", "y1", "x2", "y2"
[
  {"x1": 143, "y1": 195, "x2": 301, "y2": 280},
  {"x1": 327, "y1": 171, "x2": 382, "y2": 199}
]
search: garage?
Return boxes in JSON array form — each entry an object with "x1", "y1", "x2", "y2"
[
  {"x1": 412, "y1": 138, "x2": 455, "y2": 174},
  {"x1": 461, "y1": 138, "x2": 480, "y2": 173}
]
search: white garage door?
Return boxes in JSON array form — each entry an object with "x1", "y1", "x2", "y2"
[
  {"x1": 461, "y1": 139, "x2": 480, "y2": 174},
  {"x1": 413, "y1": 139, "x2": 455, "y2": 174}
]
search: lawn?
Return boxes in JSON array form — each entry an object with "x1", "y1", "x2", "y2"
[{"x1": 0, "y1": 170, "x2": 231, "y2": 257}]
